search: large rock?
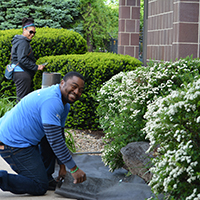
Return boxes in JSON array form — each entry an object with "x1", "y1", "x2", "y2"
[{"x1": 121, "y1": 142, "x2": 153, "y2": 182}]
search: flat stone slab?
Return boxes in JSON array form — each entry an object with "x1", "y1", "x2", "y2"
[{"x1": 55, "y1": 155, "x2": 157, "y2": 200}]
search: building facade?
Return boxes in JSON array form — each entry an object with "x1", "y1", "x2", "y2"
[{"x1": 118, "y1": 0, "x2": 200, "y2": 62}]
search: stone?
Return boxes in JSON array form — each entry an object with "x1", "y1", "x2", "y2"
[{"x1": 120, "y1": 142, "x2": 153, "y2": 183}]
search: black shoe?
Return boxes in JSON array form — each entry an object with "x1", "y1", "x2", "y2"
[{"x1": 48, "y1": 179, "x2": 58, "y2": 191}]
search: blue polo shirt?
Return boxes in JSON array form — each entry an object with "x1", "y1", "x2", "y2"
[{"x1": 0, "y1": 84, "x2": 70, "y2": 148}]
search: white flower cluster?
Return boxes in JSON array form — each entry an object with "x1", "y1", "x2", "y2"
[
  {"x1": 185, "y1": 188, "x2": 200, "y2": 200},
  {"x1": 144, "y1": 78, "x2": 200, "y2": 198}
]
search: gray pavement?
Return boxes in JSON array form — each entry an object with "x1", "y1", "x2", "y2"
[{"x1": 0, "y1": 156, "x2": 76, "y2": 200}]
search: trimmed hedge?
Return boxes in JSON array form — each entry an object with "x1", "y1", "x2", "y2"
[
  {"x1": 0, "y1": 27, "x2": 87, "y2": 95},
  {"x1": 0, "y1": 27, "x2": 142, "y2": 129},
  {"x1": 33, "y1": 52, "x2": 142, "y2": 130}
]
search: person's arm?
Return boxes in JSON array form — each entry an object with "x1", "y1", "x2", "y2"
[
  {"x1": 57, "y1": 127, "x2": 65, "y2": 164},
  {"x1": 56, "y1": 127, "x2": 67, "y2": 180},
  {"x1": 43, "y1": 124, "x2": 86, "y2": 184},
  {"x1": 43, "y1": 124, "x2": 75, "y2": 168}
]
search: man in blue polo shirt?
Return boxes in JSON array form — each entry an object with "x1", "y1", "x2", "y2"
[{"x1": 0, "y1": 71, "x2": 86, "y2": 195}]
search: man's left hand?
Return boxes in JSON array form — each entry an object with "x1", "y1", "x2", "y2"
[{"x1": 58, "y1": 164, "x2": 67, "y2": 180}]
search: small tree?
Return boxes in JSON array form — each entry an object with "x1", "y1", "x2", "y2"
[{"x1": 78, "y1": 0, "x2": 118, "y2": 51}]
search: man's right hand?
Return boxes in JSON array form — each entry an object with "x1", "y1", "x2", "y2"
[{"x1": 70, "y1": 166, "x2": 86, "y2": 184}]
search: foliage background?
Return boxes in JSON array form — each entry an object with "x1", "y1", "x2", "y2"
[
  {"x1": 78, "y1": 0, "x2": 119, "y2": 51},
  {"x1": 0, "y1": 96, "x2": 16, "y2": 118},
  {"x1": 0, "y1": 0, "x2": 80, "y2": 29},
  {"x1": 0, "y1": 0, "x2": 119, "y2": 51},
  {"x1": 0, "y1": 25, "x2": 142, "y2": 130}
]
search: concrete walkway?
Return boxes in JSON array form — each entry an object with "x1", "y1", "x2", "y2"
[{"x1": 0, "y1": 157, "x2": 76, "y2": 200}]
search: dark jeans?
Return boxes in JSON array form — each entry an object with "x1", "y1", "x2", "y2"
[
  {"x1": 0, "y1": 145, "x2": 48, "y2": 195},
  {"x1": 39, "y1": 136, "x2": 57, "y2": 182},
  {"x1": 13, "y1": 71, "x2": 33, "y2": 101}
]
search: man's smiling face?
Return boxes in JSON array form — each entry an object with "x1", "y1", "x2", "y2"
[{"x1": 60, "y1": 76, "x2": 84, "y2": 104}]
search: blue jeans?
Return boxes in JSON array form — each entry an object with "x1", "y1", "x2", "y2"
[
  {"x1": 39, "y1": 136, "x2": 57, "y2": 182},
  {"x1": 0, "y1": 145, "x2": 48, "y2": 195}
]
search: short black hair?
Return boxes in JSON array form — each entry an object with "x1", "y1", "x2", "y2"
[
  {"x1": 22, "y1": 17, "x2": 34, "y2": 28},
  {"x1": 63, "y1": 71, "x2": 85, "y2": 82}
]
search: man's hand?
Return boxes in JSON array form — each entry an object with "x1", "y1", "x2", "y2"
[
  {"x1": 70, "y1": 166, "x2": 86, "y2": 184},
  {"x1": 57, "y1": 164, "x2": 67, "y2": 180}
]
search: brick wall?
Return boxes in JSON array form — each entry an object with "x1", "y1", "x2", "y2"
[
  {"x1": 118, "y1": 0, "x2": 140, "y2": 58},
  {"x1": 147, "y1": 0, "x2": 200, "y2": 62}
]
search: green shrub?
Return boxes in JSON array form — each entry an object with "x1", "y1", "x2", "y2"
[
  {"x1": 144, "y1": 77, "x2": 200, "y2": 199},
  {"x1": 0, "y1": 27, "x2": 87, "y2": 96},
  {"x1": 95, "y1": 56, "x2": 200, "y2": 172},
  {"x1": 0, "y1": 96, "x2": 16, "y2": 118}
]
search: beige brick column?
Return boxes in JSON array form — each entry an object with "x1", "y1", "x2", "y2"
[{"x1": 118, "y1": 0, "x2": 140, "y2": 58}]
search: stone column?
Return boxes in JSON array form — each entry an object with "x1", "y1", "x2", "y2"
[{"x1": 118, "y1": 0, "x2": 140, "y2": 58}]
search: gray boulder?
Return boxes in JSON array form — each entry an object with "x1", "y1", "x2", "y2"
[{"x1": 121, "y1": 142, "x2": 153, "y2": 182}]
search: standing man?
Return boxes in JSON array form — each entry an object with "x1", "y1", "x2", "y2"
[{"x1": 0, "y1": 71, "x2": 86, "y2": 195}]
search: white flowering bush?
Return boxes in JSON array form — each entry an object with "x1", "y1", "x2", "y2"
[
  {"x1": 144, "y1": 78, "x2": 200, "y2": 199},
  {"x1": 95, "y1": 56, "x2": 200, "y2": 173},
  {"x1": 96, "y1": 69, "x2": 150, "y2": 170}
]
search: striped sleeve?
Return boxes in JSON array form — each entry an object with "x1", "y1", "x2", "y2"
[
  {"x1": 43, "y1": 124, "x2": 76, "y2": 169},
  {"x1": 56, "y1": 127, "x2": 65, "y2": 165}
]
